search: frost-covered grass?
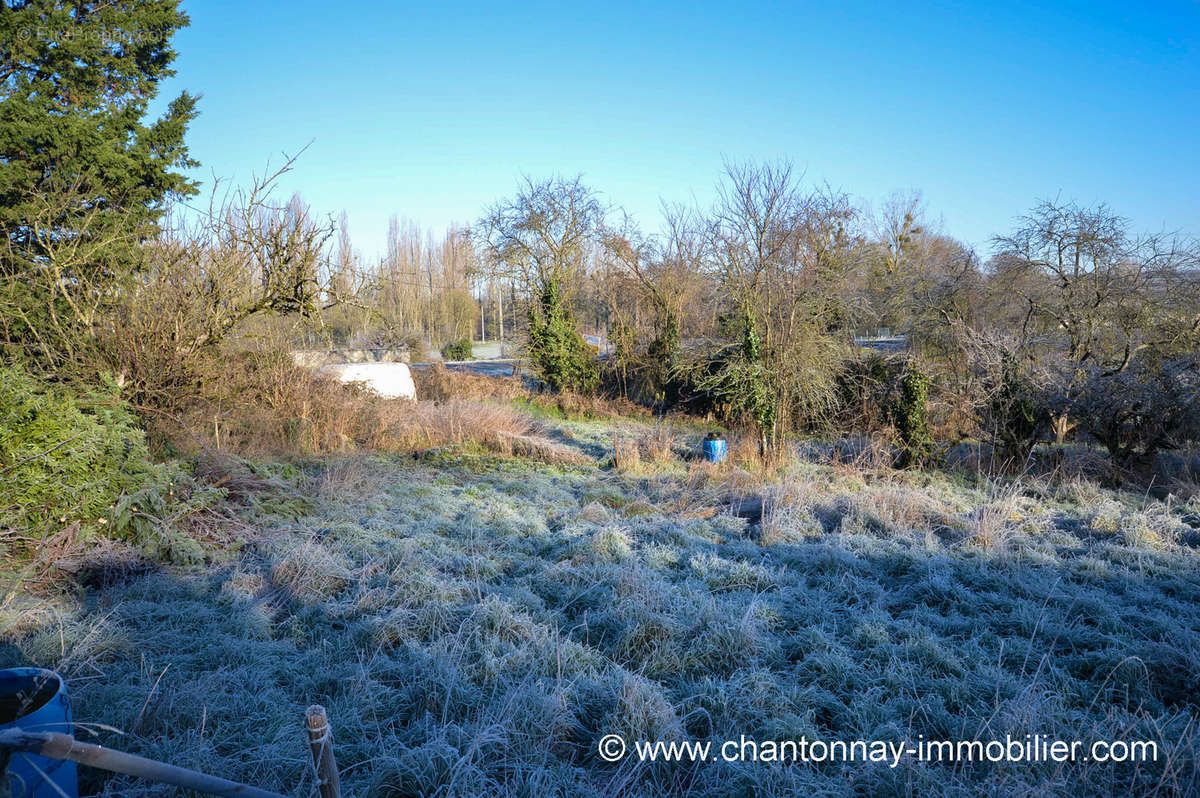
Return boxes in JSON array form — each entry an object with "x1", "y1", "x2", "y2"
[{"x1": 3, "y1": 413, "x2": 1199, "y2": 797}]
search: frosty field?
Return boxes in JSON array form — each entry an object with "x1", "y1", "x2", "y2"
[{"x1": 3, "y1": 414, "x2": 1199, "y2": 797}]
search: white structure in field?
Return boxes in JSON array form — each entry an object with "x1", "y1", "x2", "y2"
[{"x1": 318, "y1": 362, "x2": 416, "y2": 400}]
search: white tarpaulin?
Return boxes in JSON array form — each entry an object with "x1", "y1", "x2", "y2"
[{"x1": 318, "y1": 362, "x2": 416, "y2": 400}]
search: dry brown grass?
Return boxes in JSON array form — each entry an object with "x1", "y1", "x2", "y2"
[
  {"x1": 726, "y1": 430, "x2": 766, "y2": 471},
  {"x1": 269, "y1": 537, "x2": 353, "y2": 602},
  {"x1": 718, "y1": 428, "x2": 805, "y2": 478},
  {"x1": 388, "y1": 400, "x2": 536, "y2": 451},
  {"x1": 673, "y1": 465, "x2": 725, "y2": 519},
  {"x1": 612, "y1": 434, "x2": 642, "y2": 473},
  {"x1": 759, "y1": 481, "x2": 823, "y2": 545},
  {"x1": 966, "y1": 481, "x2": 1025, "y2": 550},
  {"x1": 545, "y1": 392, "x2": 650, "y2": 420},
  {"x1": 612, "y1": 425, "x2": 682, "y2": 474},
  {"x1": 412, "y1": 363, "x2": 529, "y2": 402},
  {"x1": 150, "y1": 348, "x2": 587, "y2": 465},
  {"x1": 191, "y1": 452, "x2": 292, "y2": 500},
  {"x1": 410, "y1": 361, "x2": 651, "y2": 420},
  {"x1": 829, "y1": 435, "x2": 896, "y2": 473},
  {"x1": 640, "y1": 424, "x2": 677, "y2": 464},
  {"x1": 837, "y1": 481, "x2": 961, "y2": 546},
  {"x1": 317, "y1": 457, "x2": 389, "y2": 500},
  {"x1": 154, "y1": 348, "x2": 387, "y2": 456},
  {"x1": 394, "y1": 400, "x2": 588, "y2": 465}
]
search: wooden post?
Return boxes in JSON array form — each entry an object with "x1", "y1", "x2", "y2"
[{"x1": 305, "y1": 705, "x2": 342, "y2": 798}]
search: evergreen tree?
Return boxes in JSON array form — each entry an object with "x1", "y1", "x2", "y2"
[{"x1": 0, "y1": 0, "x2": 198, "y2": 366}]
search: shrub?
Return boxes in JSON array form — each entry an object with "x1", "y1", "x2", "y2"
[
  {"x1": 0, "y1": 367, "x2": 158, "y2": 544},
  {"x1": 143, "y1": 341, "x2": 585, "y2": 466},
  {"x1": 1071, "y1": 356, "x2": 1200, "y2": 470},
  {"x1": 834, "y1": 352, "x2": 896, "y2": 435},
  {"x1": 644, "y1": 315, "x2": 682, "y2": 404},
  {"x1": 440, "y1": 338, "x2": 473, "y2": 361},
  {"x1": 161, "y1": 347, "x2": 376, "y2": 456},
  {"x1": 351, "y1": 326, "x2": 430, "y2": 361},
  {"x1": 981, "y1": 359, "x2": 1045, "y2": 463},
  {"x1": 952, "y1": 326, "x2": 1054, "y2": 465}
]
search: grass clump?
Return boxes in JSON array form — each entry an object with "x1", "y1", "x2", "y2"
[
  {"x1": 269, "y1": 537, "x2": 354, "y2": 602},
  {"x1": 590, "y1": 525, "x2": 634, "y2": 561}
]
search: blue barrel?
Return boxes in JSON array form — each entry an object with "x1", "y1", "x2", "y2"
[
  {"x1": 0, "y1": 668, "x2": 77, "y2": 798},
  {"x1": 702, "y1": 434, "x2": 727, "y2": 463}
]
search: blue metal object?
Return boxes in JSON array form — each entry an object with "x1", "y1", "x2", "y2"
[
  {"x1": 0, "y1": 668, "x2": 77, "y2": 798},
  {"x1": 702, "y1": 434, "x2": 727, "y2": 463}
]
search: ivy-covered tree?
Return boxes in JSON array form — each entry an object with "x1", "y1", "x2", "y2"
[
  {"x1": 695, "y1": 309, "x2": 775, "y2": 458},
  {"x1": 696, "y1": 161, "x2": 854, "y2": 459},
  {"x1": 0, "y1": 0, "x2": 198, "y2": 367},
  {"x1": 527, "y1": 277, "x2": 598, "y2": 394},
  {"x1": 891, "y1": 362, "x2": 933, "y2": 466}
]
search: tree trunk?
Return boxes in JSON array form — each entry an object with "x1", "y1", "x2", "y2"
[{"x1": 1051, "y1": 413, "x2": 1074, "y2": 445}]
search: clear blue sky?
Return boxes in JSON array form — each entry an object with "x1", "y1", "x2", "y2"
[{"x1": 155, "y1": 0, "x2": 1200, "y2": 261}]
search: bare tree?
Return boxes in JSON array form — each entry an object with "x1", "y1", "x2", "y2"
[
  {"x1": 98, "y1": 153, "x2": 336, "y2": 404},
  {"x1": 689, "y1": 161, "x2": 860, "y2": 457},
  {"x1": 475, "y1": 175, "x2": 603, "y2": 296},
  {"x1": 475, "y1": 176, "x2": 604, "y2": 392},
  {"x1": 599, "y1": 204, "x2": 709, "y2": 401},
  {"x1": 993, "y1": 200, "x2": 1198, "y2": 373}
]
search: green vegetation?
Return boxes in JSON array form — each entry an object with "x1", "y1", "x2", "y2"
[
  {"x1": 528, "y1": 278, "x2": 600, "y2": 394},
  {"x1": 0, "y1": 365, "x2": 227, "y2": 566},
  {"x1": 985, "y1": 358, "x2": 1043, "y2": 462},
  {"x1": 0, "y1": 0, "x2": 197, "y2": 371},
  {"x1": 0, "y1": 366, "x2": 156, "y2": 541},
  {"x1": 702, "y1": 312, "x2": 774, "y2": 442},
  {"x1": 440, "y1": 338, "x2": 473, "y2": 361},
  {"x1": 891, "y1": 364, "x2": 932, "y2": 466}
]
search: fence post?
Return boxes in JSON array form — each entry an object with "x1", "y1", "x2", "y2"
[{"x1": 305, "y1": 705, "x2": 341, "y2": 798}]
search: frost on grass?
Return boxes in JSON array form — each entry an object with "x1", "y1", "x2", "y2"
[
  {"x1": 2, "y1": 438, "x2": 1199, "y2": 797},
  {"x1": 269, "y1": 537, "x2": 354, "y2": 602}
]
